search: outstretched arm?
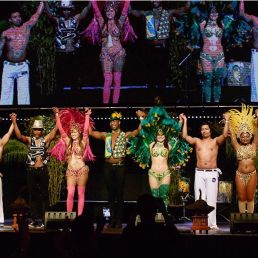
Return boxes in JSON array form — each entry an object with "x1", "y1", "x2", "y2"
[
  {"x1": 92, "y1": 0, "x2": 104, "y2": 28},
  {"x1": 44, "y1": 1, "x2": 58, "y2": 25},
  {"x1": 0, "y1": 123, "x2": 14, "y2": 147},
  {"x1": 9, "y1": 113, "x2": 30, "y2": 145},
  {"x1": 180, "y1": 113, "x2": 197, "y2": 145},
  {"x1": 45, "y1": 124, "x2": 58, "y2": 146},
  {"x1": 75, "y1": 2, "x2": 92, "y2": 23},
  {"x1": 25, "y1": 1, "x2": 44, "y2": 29},
  {"x1": 239, "y1": 0, "x2": 255, "y2": 23},
  {"x1": 228, "y1": 122, "x2": 239, "y2": 150},
  {"x1": 119, "y1": 0, "x2": 130, "y2": 26},
  {"x1": 53, "y1": 108, "x2": 68, "y2": 142},
  {"x1": 82, "y1": 108, "x2": 91, "y2": 140},
  {"x1": 216, "y1": 113, "x2": 229, "y2": 145}
]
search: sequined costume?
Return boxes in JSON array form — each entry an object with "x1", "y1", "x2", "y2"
[
  {"x1": 128, "y1": 106, "x2": 192, "y2": 207},
  {"x1": 82, "y1": 0, "x2": 136, "y2": 104}
]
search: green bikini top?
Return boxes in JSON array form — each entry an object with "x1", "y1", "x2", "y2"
[{"x1": 151, "y1": 142, "x2": 169, "y2": 158}]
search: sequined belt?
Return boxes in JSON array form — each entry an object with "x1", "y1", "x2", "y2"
[{"x1": 4, "y1": 60, "x2": 28, "y2": 66}]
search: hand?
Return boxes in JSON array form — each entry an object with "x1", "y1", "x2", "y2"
[
  {"x1": 10, "y1": 113, "x2": 17, "y2": 122},
  {"x1": 85, "y1": 108, "x2": 92, "y2": 115},
  {"x1": 53, "y1": 107, "x2": 59, "y2": 114},
  {"x1": 223, "y1": 112, "x2": 230, "y2": 122}
]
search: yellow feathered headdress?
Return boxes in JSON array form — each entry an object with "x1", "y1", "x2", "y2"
[{"x1": 228, "y1": 104, "x2": 256, "y2": 138}]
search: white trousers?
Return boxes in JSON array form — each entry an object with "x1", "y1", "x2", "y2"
[
  {"x1": 0, "y1": 60, "x2": 30, "y2": 105},
  {"x1": 194, "y1": 168, "x2": 220, "y2": 228},
  {"x1": 0, "y1": 175, "x2": 3, "y2": 223},
  {"x1": 251, "y1": 49, "x2": 258, "y2": 102}
]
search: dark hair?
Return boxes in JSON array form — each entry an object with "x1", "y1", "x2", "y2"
[
  {"x1": 199, "y1": 121, "x2": 213, "y2": 137},
  {"x1": 152, "y1": 138, "x2": 169, "y2": 150},
  {"x1": 204, "y1": 8, "x2": 223, "y2": 29},
  {"x1": 9, "y1": 10, "x2": 21, "y2": 18}
]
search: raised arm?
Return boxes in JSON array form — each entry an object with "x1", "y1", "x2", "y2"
[
  {"x1": 0, "y1": 32, "x2": 6, "y2": 57},
  {"x1": 92, "y1": 0, "x2": 104, "y2": 28},
  {"x1": 168, "y1": 1, "x2": 190, "y2": 18},
  {"x1": 119, "y1": 0, "x2": 130, "y2": 26},
  {"x1": 24, "y1": 1, "x2": 44, "y2": 29},
  {"x1": 228, "y1": 121, "x2": 239, "y2": 150},
  {"x1": 44, "y1": 123, "x2": 58, "y2": 146},
  {"x1": 44, "y1": 1, "x2": 58, "y2": 25},
  {"x1": 129, "y1": 3, "x2": 145, "y2": 18},
  {"x1": 82, "y1": 108, "x2": 92, "y2": 140},
  {"x1": 0, "y1": 123, "x2": 14, "y2": 147},
  {"x1": 180, "y1": 113, "x2": 197, "y2": 145},
  {"x1": 75, "y1": 2, "x2": 92, "y2": 23},
  {"x1": 216, "y1": 113, "x2": 229, "y2": 145},
  {"x1": 239, "y1": 0, "x2": 255, "y2": 23},
  {"x1": 10, "y1": 113, "x2": 30, "y2": 145},
  {"x1": 53, "y1": 108, "x2": 69, "y2": 143}
]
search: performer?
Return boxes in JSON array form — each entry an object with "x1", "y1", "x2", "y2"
[
  {"x1": 129, "y1": 1, "x2": 189, "y2": 89},
  {"x1": 0, "y1": 2, "x2": 44, "y2": 105},
  {"x1": 180, "y1": 112, "x2": 229, "y2": 230},
  {"x1": 84, "y1": 0, "x2": 135, "y2": 104},
  {"x1": 0, "y1": 122, "x2": 14, "y2": 225},
  {"x1": 10, "y1": 113, "x2": 57, "y2": 228},
  {"x1": 44, "y1": 0, "x2": 91, "y2": 93},
  {"x1": 89, "y1": 110, "x2": 144, "y2": 228},
  {"x1": 51, "y1": 108, "x2": 94, "y2": 216},
  {"x1": 128, "y1": 106, "x2": 191, "y2": 208},
  {"x1": 199, "y1": 5, "x2": 225, "y2": 103},
  {"x1": 228, "y1": 105, "x2": 258, "y2": 213},
  {"x1": 239, "y1": 0, "x2": 258, "y2": 102}
]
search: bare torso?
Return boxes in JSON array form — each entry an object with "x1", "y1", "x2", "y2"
[
  {"x1": 30, "y1": 137, "x2": 48, "y2": 168},
  {"x1": 195, "y1": 138, "x2": 219, "y2": 169},
  {"x1": 2, "y1": 25, "x2": 31, "y2": 62}
]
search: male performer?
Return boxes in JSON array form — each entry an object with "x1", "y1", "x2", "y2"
[
  {"x1": 180, "y1": 113, "x2": 229, "y2": 230},
  {"x1": 0, "y1": 2, "x2": 44, "y2": 105}
]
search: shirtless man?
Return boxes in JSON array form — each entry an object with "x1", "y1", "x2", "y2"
[
  {"x1": 0, "y1": 2, "x2": 44, "y2": 105},
  {"x1": 180, "y1": 113, "x2": 229, "y2": 230},
  {"x1": 89, "y1": 110, "x2": 146, "y2": 228},
  {"x1": 239, "y1": 0, "x2": 258, "y2": 102},
  {"x1": 0, "y1": 122, "x2": 14, "y2": 224}
]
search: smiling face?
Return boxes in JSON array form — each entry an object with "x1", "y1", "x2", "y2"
[
  {"x1": 33, "y1": 128, "x2": 43, "y2": 138},
  {"x1": 70, "y1": 128, "x2": 80, "y2": 140},
  {"x1": 110, "y1": 119, "x2": 120, "y2": 131},
  {"x1": 239, "y1": 132, "x2": 251, "y2": 145},
  {"x1": 105, "y1": 7, "x2": 116, "y2": 20},
  {"x1": 157, "y1": 134, "x2": 165, "y2": 143},
  {"x1": 9, "y1": 12, "x2": 22, "y2": 27},
  {"x1": 200, "y1": 124, "x2": 211, "y2": 139}
]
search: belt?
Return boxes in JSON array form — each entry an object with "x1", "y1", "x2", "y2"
[
  {"x1": 196, "y1": 168, "x2": 218, "y2": 172},
  {"x1": 4, "y1": 60, "x2": 27, "y2": 66},
  {"x1": 111, "y1": 162, "x2": 124, "y2": 166}
]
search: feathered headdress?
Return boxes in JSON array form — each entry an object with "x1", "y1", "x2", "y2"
[
  {"x1": 110, "y1": 111, "x2": 122, "y2": 121},
  {"x1": 228, "y1": 104, "x2": 256, "y2": 138}
]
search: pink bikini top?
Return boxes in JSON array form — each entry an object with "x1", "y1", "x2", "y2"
[
  {"x1": 67, "y1": 140, "x2": 83, "y2": 158},
  {"x1": 102, "y1": 24, "x2": 121, "y2": 40}
]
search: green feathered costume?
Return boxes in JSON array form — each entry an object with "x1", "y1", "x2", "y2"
[
  {"x1": 127, "y1": 106, "x2": 192, "y2": 207},
  {"x1": 128, "y1": 106, "x2": 192, "y2": 169}
]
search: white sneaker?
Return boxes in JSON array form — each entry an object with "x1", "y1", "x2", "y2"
[{"x1": 210, "y1": 225, "x2": 219, "y2": 231}]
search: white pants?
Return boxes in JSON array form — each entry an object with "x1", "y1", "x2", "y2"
[
  {"x1": 0, "y1": 60, "x2": 30, "y2": 105},
  {"x1": 251, "y1": 49, "x2": 258, "y2": 102},
  {"x1": 194, "y1": 168, "x2": 220, "y2": 228},
  {"x1": 0, "y1": 175, "x2": 3, "y2": 223}
]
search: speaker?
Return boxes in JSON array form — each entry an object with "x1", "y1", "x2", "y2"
[
  {"x1": 44, "y1": 211, "x2": 76, "y2": 230},
  {"x1": 230, "y1": 213, "x2": 258, "y2": 233}
]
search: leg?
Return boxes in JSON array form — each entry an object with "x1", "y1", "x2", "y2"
[
  {"x1": 246, "y1": 172, "x2": 257, "y2": 213},
  {"x1": 101, "y1": 55, "x2": 113, "y2": 104},
  {"x1": 113, "y1": 52, "x2": 125, "y2": 104},
  {"x1": 159, "y1": 174, "x2": 171, "y2": 208},
  {"x1": 103, "y1": 163, "x2": 116, "y2": 227},
  {"x1": 200, "y1": 57, "x2": 213, "y2": 103},
  {"x1": 235, "y1": 173, "x2": 247, "y2": 213},
  {"x1": 66, "y1": 175, "x2": 77, "y2": 213},
  {"x1": 194, "y1": 170, "x2": 206, "y2": 201},
  {"x1": 149, "y1": 173, "x2": 160, "y2": 198},
  {"x1": 0, "y1": 64, "x2": 15, "y2": 105},
  {"x1": 38, "y1": 168, "x2": 49, "y2": 221},
  {"x1": 17, "y1": 62, "x2": 30, "y2": 105},
  {"x1": 0, "y1": 177, "x2": 4, "y2": 223},
  {"x1": 113, "y1": 165, "x2": 126, "y2": 227},
  {"x1": 206, "y1": 172, "x2": 219, "y2": 228},
  {"x1": 213, "y1": 57, "x2": 225, "y2": 103},
  {"x1": 77, "y1": 167, "x2": 89, "y2": 216}
]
